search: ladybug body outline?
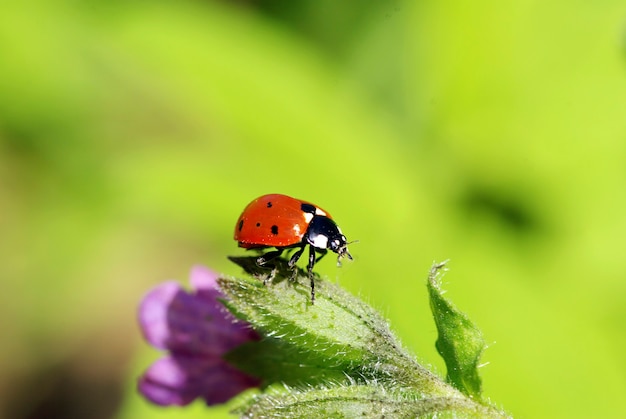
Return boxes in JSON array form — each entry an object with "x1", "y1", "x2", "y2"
[{"x1": 234, "y1": 194, "x2": 352, "y2": 303}]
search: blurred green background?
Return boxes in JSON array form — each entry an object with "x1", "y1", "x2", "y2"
[{"x1": 1, "y1": 0, "x2": 625, "y2": 418}]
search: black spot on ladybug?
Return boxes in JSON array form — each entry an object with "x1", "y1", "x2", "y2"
[
  {"x1": 238, "y1": 220, "x2": 244, "y2": 231},
  {"x1": 271, "y1": 225, "x2": 279, "y2": 235},
  {"x1": 267, "y1": 201, "x2": 273, "y2": 208},
  {"x1": 256, "y1": 222, "x2": 261, "y2": 227},
  {"x1": 301, "y1": 203, "x2": 316, "y2": 214}
]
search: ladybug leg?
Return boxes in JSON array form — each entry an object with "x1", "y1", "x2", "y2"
[
  {"x1": 307, "y1": 245, "x2": 317, "y2": 304},
  {"x1": 314, "y1": 249, "x2": 328, "y2": 264},
  {"x1": 286, "y1": 245, "x2": 305, "y2": 282},
  {"x1": 263, "y1": 266, "x2": 277, "y2": 286},
  {"x1": 255, "y1": 249, "x2": 284, "y2": 286},
  {"x1": 287, "y1": 245, "x2": 306, "y2": 268},
  {"x1": 257, "y1": 248, "x2": 284, "y2": 266}
]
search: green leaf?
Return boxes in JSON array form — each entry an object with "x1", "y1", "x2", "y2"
[
  {"x1": 221, "y1": 257, "x2": 510, "y2": 418},
  {"x1": 428, "y1": 261, "x2": 486, "y2": 399},
  {"x1": 235, "y1": 383, "x2": 507, "y2": 419},
  {"x1": 220, "y1": 256, "x2": 450, "y2": 395},
  {"x1": 224, "y1": 337, "x2": 351, "y2": 388}
]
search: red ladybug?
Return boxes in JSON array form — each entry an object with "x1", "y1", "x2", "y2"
[{"x1": 234, "y1": 194, "x2": 352, "y2": 303}]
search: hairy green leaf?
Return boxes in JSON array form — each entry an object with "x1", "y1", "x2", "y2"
[
  {"x1": 221, "y1": 257, "x2": 510, "y2": 418},
  {"x1": 428, "y1": 261, "x2": 486, "y2": 398},
  {"x1": 236, "y1": 383, "x2": 508, "y2": 419},
  {"x1": 220, "y1": 256, "x2": 448, "y2": 394}
]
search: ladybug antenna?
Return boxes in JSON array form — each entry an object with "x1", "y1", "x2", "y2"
[
  {"x1": 337, "y1": 240, "x2": 356, "y2": 266},
  {"x1": 345, "y1": 239, "x2": 359, "y2": 259}
]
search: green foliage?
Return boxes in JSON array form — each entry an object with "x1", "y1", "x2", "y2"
[
  {"x1": 221, "y1": 257, "x2": 447, "y2": 394},
  {"x1": 428, "y1": 261, "x2": 485, "y2": 398},
  {"x1": 235, "y1": 384, "x2": 503, "y2": 419},
  {"x1": 220, "y1": 257, "x2": 509, "y2": 418}
]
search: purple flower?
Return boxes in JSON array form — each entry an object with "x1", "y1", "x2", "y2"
[{"x1": 137, "y1": 265, "x2": 261, "y2": 406}]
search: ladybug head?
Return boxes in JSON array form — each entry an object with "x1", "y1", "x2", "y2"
[
  {"x1": 306, "y1": 216, "x2": 353, "y2": 263},
  {"x1": 329, "y1": 235, "x2": 352, "y2": 264}
]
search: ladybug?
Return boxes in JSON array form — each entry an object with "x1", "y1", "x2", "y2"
[{"x1": 234, "y1": 194, "x2": 352, "y2": 303}]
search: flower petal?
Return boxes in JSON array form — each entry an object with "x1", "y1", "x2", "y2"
[
  {"x1": 200, "y1": 361, "x2": 262, "y2": 405},
  {"x1": 137, "y1": 265, "x2": 263, "y2": 406},
  {"x1": 138, "y1": 268, "x2": 260, "y2": 356},
  {"x1": 189, "y1": 266, "x2": 261, "y2": 350},
  {"x1": 138, "y1": 281, "x2": 182, "y2": 349},
  {"x1": 138, "y1": 356, "x2": 202, "y2": 406},
  {"x1": 138, "y1": 355, "x2": 260, "y2": 406},
  {"x1": 189, "y1": 265, "x2": 219, "y2": 292}
]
